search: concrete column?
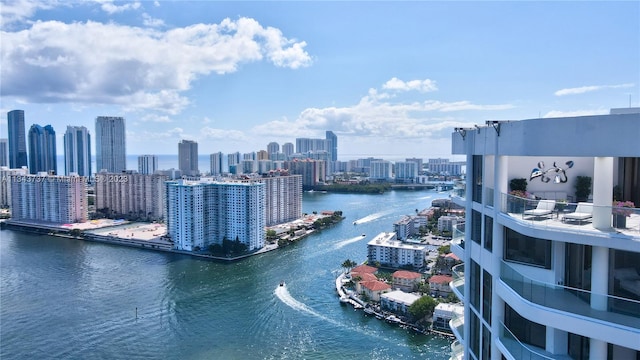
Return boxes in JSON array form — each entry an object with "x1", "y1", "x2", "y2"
[
  {"x1": 490, "y1": 296, "x2": 505, "y2": 360},
  {"x1": 592, "y1": 157, "x2": 613, "y2": 230},
  {"x1": 590, "y1": 245, "x2": 609, "y2": 359},
  {"x1": 490, "y1": 155, "x2": 507, "y2": 360}
]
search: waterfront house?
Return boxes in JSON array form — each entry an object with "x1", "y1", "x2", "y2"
[
  {"x1": 428, "y1": 274, "x2": 453, "y2": 297},
  {"x1": 360, "y1": 280, "x2": 391, "y2": 302},
  {"x1": 391, "y1": 270, "x2": 423, "y2": 292},
  {"x1": 380, "y1": 290, "x2": 421, "y2": 316}
]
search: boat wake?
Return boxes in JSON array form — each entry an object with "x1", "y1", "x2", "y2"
[
  {"x1": 275, "y1": 285, "x2": 335, "y2": 323},
  {"x1": 352, "y1": 210, "x2": 392, "y2": 225},
  {"x1": 334, "y1": 235, "x2": 367, "y2": 250},
  {"x1": 274, "y1": 285, "x2": 409, "y2": 346}
]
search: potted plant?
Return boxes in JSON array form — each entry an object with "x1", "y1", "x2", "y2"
[
  {"x1": 612, "y1": 200, "x2": 635, "y2": 229},
  {"x1": 574, "y1": 176, "x2": 592, "y2": 202},
  {"x1": 508, "y1": 178, "x2": 528, "y2": 213}
]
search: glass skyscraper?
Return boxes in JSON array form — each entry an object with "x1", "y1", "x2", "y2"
[
  {"x1": 64, "y1": 126, "x2": 92, "y2": 177},
  {"x1": 7, "y1": 110, "x2": 28, "y2": 169},
  {"x1": 95, "y1": 116, "x2": 126, "y2": 173},
  {"x1": 27, "y1": 124, "x2": 57, "y2": 174}
]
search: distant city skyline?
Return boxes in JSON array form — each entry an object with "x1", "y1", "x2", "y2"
[{"x1": 1, "y1": 2, "x2": 637, "y2": 160}]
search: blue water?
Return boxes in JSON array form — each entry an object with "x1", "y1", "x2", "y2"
[{"x1": 1, "y1": 190, "x2": 452, "y2": 359}]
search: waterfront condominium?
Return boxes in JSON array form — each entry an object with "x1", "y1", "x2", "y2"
[
  {"x1": 7, "y1": 110, "x2": 28, "y2": 169},
  {"x1": 27, "y1": 124, "x2": 57, "y2": 174},
  {"x1": 138, "y1": 155, "x2": 158, "y2": 175},
  {"x1": 367, "y1": 232, "x2": 428, "y2": 269},
  {"x1": 257, "y1": 172, "x2": 302, "y2": 226},
  {"x1": 166, "y1": 179, "x2": 265, "y2": 252},
  {"x1": 449, "y1": 108, "x2": 640, "y2": 360},
  {"x1": 284, "y1": 158, "x2": 326, "y2": 188},
  {"x1": 9, "y1": 173, "x2": 87, "y2": 224},
  {"x1": 95, "y1": 116, "x2": 126, "y2": 173},
  {"x1": 178, "y1": 140, "x2": 198, "y2": 176},
  {"x1": 209, "y1": 152, "x2": 224, "y2": 175},
  {"x1": 94, "y1": 171, "x2": 168, "y2": 221},
  {"x1": 64, "y1": 126, "x2": 92, "y2": 177},
  {"x1": 0, "y1": 166, "x2": 28, "y2": 208}
]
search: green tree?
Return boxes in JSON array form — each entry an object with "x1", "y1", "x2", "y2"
[
  {"x1": 341, "y1": 259, "x2": 357, "y2": 273},
  {"x1": 408, "y1": 295, "x2": 437, "y2": 321}
]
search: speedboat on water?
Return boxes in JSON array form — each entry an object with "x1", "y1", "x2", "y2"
[{"x1": 279, "y1": 281, "x2": 285, "y2": 287}]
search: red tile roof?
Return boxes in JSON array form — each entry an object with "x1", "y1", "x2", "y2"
[
  {"x1": 429, "y1": 275, "x2": 453, "y2": 284},
  {"x1": 351, "y1": 264, "x2": 378, "y2": 274},
  {"x1": 445, "y1": 253, "x2": 460, "y2": 261},
  {"x1": 351, "y1": 272, "x2": 377, "y2": 282},
  {"x1": 392, "y1": 270, "x2": 422, "y2": 279},
  {"x1": 361, "y1": 280, "x2": 391, "y2": 292}
]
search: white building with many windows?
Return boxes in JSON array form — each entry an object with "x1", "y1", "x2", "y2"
[
  {"x1": 94, "y1": 171, "x2": 168, "y2": 221},
  {"x1": 367, "y1": 232, "x2": 428, "y2": 269},
  {"x1": 166, "y1": 179, "x2": 265, "y2": 252},
  {"x1": 449, "y1": 109, "x2": 640, "y2": 360},
  {"x1": 9, "y1": 172, "x2": 87, "y2": 224}
]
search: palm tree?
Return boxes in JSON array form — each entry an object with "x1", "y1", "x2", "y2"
[{"x1": 341, "y1": 259, "x2": 357, "y2": 273}]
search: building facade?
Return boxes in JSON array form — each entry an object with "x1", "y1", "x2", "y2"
[
  {"x1": 94, "y1": 172, "x2": 168, "y2": 221},
  {"x1": 370, "y1": 160, "x2": 393, "y2": 181},
  {"x1": 395, "y1": 161, "x2": 418, "y2": 183},
  {"x1": 64, "y1": 126, "x2": 92, "y2": 177},
  {"x1": 0, "y1": 166, "x2": 28, "y2": 208},
  {"x1": 0, "y1": 138, "x2": 8, "y2": 167},
  {"x1": 210, "y1": 152, "x2": 224, "y2": 175},
  {"x1": 284, "y1": 158, "x2": 326, "y2": 188},
  {"x1": 137, "y1": 155, "x2": 158, "y2": 175},
  {"x1": 166, "y1": 179, "x2": 265, "y2": 252},
  {"x1": 367, "y1": 232, "x2": 428, "y2": 269},
  {"x1": 449, "y1": 110, "x2": 640, "y2": 360},
  {"x1": 10, "y1": 173, "x2": 87, "y2": 224},
  {"x1": 7, "y1": 110, "x2": 28, "y2": 169},
  {"x1": 27, "y1": 124, "x2": 57, "y2": 174},
  {"x1": 259, "y1": 173, "x2": 302, "y2": 226},
  {"x1": 95, "y1": 116, "x2": 126, "y2": 173},
  {"x1": 178, "y1": 140, "x2": 198, "y2": 177}
]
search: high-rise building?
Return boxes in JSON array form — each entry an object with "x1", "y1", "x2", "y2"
[
  {"x1": 9, "y1": 173, "x2": 87, "y2": 224},
  {"x1": 367, "y1": 232, "x2": 428, "y2": 269},
  {"x1": 257, "y1": 150, "x2": 269, "y2": 161},
  {"x1": 210, "y1": 152, "x2": 224, "y2": 175},
  {"x1": 94, "y1": 171, "x2": 168, "y2": 221},
  {"x1": 370, "y1": 160, "x2": 392, "y2": 181},
  {"x1": 284, "y1": 158, "x2": 326, "y2": 188},
  {"x1": 449, "y1": 109, "x2": 640, "y2": 360},
  {"x1": 0, "y1": 138, "x2": 8, "y2": 167},
  {"x1": 27, "y1": 124, "x2": 57, "y2": 174},
  {"x1": 137, "y1": 155, "x2": 158, "y2": 175},
  {"x1": 282, "y1": 143, "x2": 294, "y2": 159},
  {"x1": 64, "y1": 126, "x2": 92, "y2": 177},
  {"x1": 0, "y1": 166, "x2": 28, "y2": 208},
  {"x1": 326, "y1": 131, "x2": 337, "y2": 162},
  {"x1": 7, "y1": 110, "x2": 28, "y2": 169},
  {"x1": 228, "y1": 152, "x2": 241, "y2": 167},
  {"x1": 166, "y1": 179, "x2": 265, "y2": 251},
  {"x1": 178, "y1": 140, "x2": 198, "y2": 176},
  {"x1": 395, "y1": 161, "x2": 418, "y2": 183},
  {"x1": 259, "y1": 173, "x2": 302, "y2": 226},
  {"x1": 267, "y1": 142, "x2": 280, "y2": 159},
  {"x1": 95, "y1": 116, "x2": 126, "y2": 173}
]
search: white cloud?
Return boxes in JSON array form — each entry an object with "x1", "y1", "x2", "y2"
[
  {"x1": 0, "y1": 0, "x2": 63, "y2": 26},
  {"x1": 1, "y1": 17, "x2": 312, "y2": 114},
  {"x1": 140, "y1": 114, "x2": 172, "y2": 123},
  {"x1": 554, "y1": 83, "x2": 634, "y2": 96},
  {"x1": 200, "y1": 127, "x2": 247, "y2": 141},
  {"x1": 142, "y1": 13, "x2": 164, "y2": 28},
  {"x1": 252, "y1": 89, "x2": 514, "y2": 140},
  {"x1": 382, "y1": 77, "x2": 438, "y2": 93},
  {"x1": 543, "y1": 109, "x2": 609, "y2": 118},
  {"x1": 93, "y1": 0, "x2": 141, "y2": 14}
]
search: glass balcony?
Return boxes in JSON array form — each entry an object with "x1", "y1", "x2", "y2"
[
  {"x1": 500, "y1": 260, "x2": 640, "y2": 329},
  {"x1": 450, "y1": 339, "x2": 464, "y2": 360},
  {"x1": 499, "y1": 192, "x2": 640, "y2": 236},
  {"x1": 485, "y1": 187, "x2": 494, "y2": 207},
  {"x1": 451, "y1": 263, "x2": 465, "y2": 300},
  {"x1": 449, "y1": 311, "x2": 465, "y2": 342},
  {"x1": 499, "y1": 322, "x2": 566, "y2": 360},
  {"x1": 451, "y1": 223, "x2": 465, "y2": 258}
]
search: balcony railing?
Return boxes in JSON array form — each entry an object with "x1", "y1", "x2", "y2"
[
  {"x1": 500, "y1": 260, "x2": 640, "y2": 329},
  {"x1": 499, "y1": 193, "x2": 640, "y2": 236},
  {"x1": 451, "y1": 263, "x2": 465, "y2": 300},
  {"x1": 449, "y1": 311, "x2": 465, "y2": 342},
  {"x1": 499, "y1": 322, "x2": 558, "y2": 360},
  {"x1": 450, "y1": 340, "x2": 464, "y2": 360}
]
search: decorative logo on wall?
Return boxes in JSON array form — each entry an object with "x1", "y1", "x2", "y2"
[{"x1": 530, "y1": 161, "x2": 574, "y2": 183}]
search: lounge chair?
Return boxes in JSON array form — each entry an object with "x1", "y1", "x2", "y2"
[
  {"x1": 523, "y1": 199, "x2": 556, "y2": 220},
  {"x1": 562, "y1": 202, "x2": 593, "y2": 224}
]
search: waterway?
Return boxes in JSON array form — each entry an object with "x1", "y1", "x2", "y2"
[{"x1": 0, "y1": 190, "x2": 453, "y2": 359}]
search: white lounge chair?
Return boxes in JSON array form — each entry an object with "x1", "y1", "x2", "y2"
[
  {"x1": 562, "y1": 202, "x2": 593, "y2": 224},
  {"x1": 524, "y1": 199, "x2": 556, "y2": 219}
]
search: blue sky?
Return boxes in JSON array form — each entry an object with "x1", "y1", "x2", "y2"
[{"x1": 1, "y1": 1, "x2": 638, "y2": 161}]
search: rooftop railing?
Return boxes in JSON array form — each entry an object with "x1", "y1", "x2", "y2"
[
  {"x1": 449, "y1": 311, "x2": 465, "y2": 342},
  {"x1": 500, "y1": 260, "x2": 640, "y2": 329}
]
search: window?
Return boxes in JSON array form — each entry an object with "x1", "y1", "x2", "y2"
[
  {"x1": 504, "y1": 304, "x2": 546, "y2": 349},
  {"x1": 470, "y1": 311, "x2": 480, "y2": 359},
  {"x1": 482, "y1": 270, "x2": 492, "y2": 324},
  {"x1": 482, "y1": 324, "x2": 491, "y2": 360},
  {"x1": 472, "y1": 210, "x2": 481, "y2": 245},
  {"x1": 504, "y1": 228, "x2": 552, "y2": 269},
  {"x1": 484, "y1": 216, "x2": 493, "y2": 252},
  {"x1": 472, "y1": 155, "x2": 483, "y2": 203},
  {"x1": 470, "y1": 259, "x2": 480, "y2": 310}
]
